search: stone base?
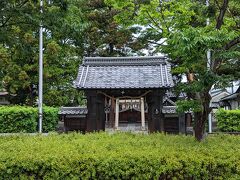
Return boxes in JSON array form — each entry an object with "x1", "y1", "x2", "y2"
[{"x1": 105, "y1": 122, "x2": 148, "y2": 133}]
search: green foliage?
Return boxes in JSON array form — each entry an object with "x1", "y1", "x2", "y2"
[
  {"x1": 0, "y1": 133, "x2": 239, "y2": 179},
  {"x1": 82, "y1": 0, "x2": 145, "y2": 57},
  {"x1": 0, "y1": 106, "x2": 37, "y2": 133},
  {"x1": 176, "y1": 100, "x2": 202, "y2": 113},
  {"x1": 0, "y1": 0, "x2": 88, "y2": 106},
  {"x1": 107, "y1": 0, "x2": 240, "y2": 140},
  {"x1": 0, "y1": 0, "x2": 146, "y2": 106},
  {"x1": 41, "y1": 106, "x2": 59, "y2": 132},
  {"x1": 0, "y1": 106, "x2": 59, "y2": 133},
  {"x1": 216, "y1": 109, "x2": 240, "y2": 132}
]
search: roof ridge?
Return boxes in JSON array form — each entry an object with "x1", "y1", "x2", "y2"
[
  {"x1": 83, "y1": 56, "x2": 168, "y2": 66},
  {"x1": 60, "y1": 106, "x2": 87, "y2": 109}
]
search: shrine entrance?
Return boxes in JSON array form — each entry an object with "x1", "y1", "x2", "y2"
[
  {"x1": 105, "y1": 98, "x2": 148, "y2": 131},
  {"x1": 74, "y1": 56, "x2": 176, "y2": 133}
]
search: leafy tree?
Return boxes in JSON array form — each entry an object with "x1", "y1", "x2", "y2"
[
  {"x1": 0, "y1": 0, "x2": 148, "y2": 106},
  {"x1": 0, "y1": 0, "x2": 88, "y2": 106},
  {"x1": 107, "y1": 0, "x2": 240, "y2": 140},
  {"x1": 81, "y1": 0, "x2": 147, "y2": 57}
]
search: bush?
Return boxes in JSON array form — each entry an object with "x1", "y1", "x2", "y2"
[
  {"x1": 0, "y1": 106, "x2": 59, "y2": 133},
  {"x1": 216, "y1": 109, "x2": 240, "y2": 132},
  {"x1": 41, "y1": 106, "x2": 59, "y2": 132},
  {"x1": 0, "y1": 133, "x2": 239, "y2": 179}
]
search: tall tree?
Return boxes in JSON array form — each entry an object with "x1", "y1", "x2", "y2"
[
  {"x1": 82, "y1": 0, "x2": 148, "y2": 57},
  {"x1": 0, "y1": 0, "x2": 88, "y2": 106},
  {"x1": 107, "y1": 0, "x2": 240, "y2": 140},
  {"x1": 0, "y1": 0, "x2": 148, "y2": 106}
]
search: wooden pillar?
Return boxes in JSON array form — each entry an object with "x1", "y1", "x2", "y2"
[
  {"x1": 146, "y1": 94, "x2": 153, "y2": 132},
  {"x1": 85, "y1": 90, "x2": 105, "y2": 132},
  {"x1": 178, "y1": 113, "x2": 186, "y2": 134},
  {"x1": 147, "y1": 89, "x2": 164, "y2": 132},
  {"x1": 186, "y1": 113, "x2": 192, "y2": 127},
  {"x1": 115, "y1": 98, "x2": 119, "y2": 130},
  {"x1": 86, "y1": 90, "x2": 97, "y2": 132},
  {"x1": 109, "y1": 97, "x2": 115, "y2": 128},
  {"x1": 105, "y1": 97, "x2": 108, "y2": 124},
  {"x1": 96, "y1": 93, "x2": 105, "y2": 131},
  {"x1": 140, "y1": 97, "x2": 145, "y2": 130}
]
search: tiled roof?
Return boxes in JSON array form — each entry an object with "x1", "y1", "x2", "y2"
[
  {"x1": 221, "y1": 93, "x2": 239, "y2": 101},
  {"x1": 59, "y1": 107, "x2": 88, "y2": 115},
  {"x1": 165, "y1": 90, "x2": 186, "y2": 98},
  {"x1": 162, "y1": 106, "x2": 177, "y2": 114},
  {"x1": 236, "y1": 86, "x2": 240, "y2": 93},
  {"x1": 74, "y1": 56, "x2": 174, "y2": 89},
  {"x1": 163, "y1": 96, "x2": 176, "y2": 106}
]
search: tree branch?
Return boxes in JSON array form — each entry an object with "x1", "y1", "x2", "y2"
[
  {"x1": 214, "y1": 0, "x2": 221, "y2": 10},
  {"x1": 224, "y1": 37, "x2": 240, "y2": 50},
  {"x1": 147, "y1": 39, "x2": 166, "y2": 46},
  {"x1": 0, "y1": 0, "x2": 29, "y2": 28},
  {"x1": 146, "y1": 11, "x2": 163, "y2": 31},
  {"x1": 216, "y1": 0, "x2": 229, "y2": 29},
  {"x1": 0, "y1": 16, "x2": 12, "y2": 28},
  {"x1": 212, "y1": 37, "x2": 240, "y2": 72}
]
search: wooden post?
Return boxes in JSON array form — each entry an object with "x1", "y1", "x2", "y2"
[
  {"x1": 109, "y1": 97, "x2": 115, "y2": 128},
  {"x1": 96, "y1": 93, "x2": 105, "y2": 131},
  {"x1": 147, "y1": 89, "x2": 164, "y2": 132},
  {"x1": 86, "y1": 90, "x2": 97, "y2": 132},
  {"x1": 105, "y1": 97, "x2": 108, "y2": 124},
  {"x1": 140, "y1": 97, "x2": 145, "y2": 130},
  {"x1": 179, "y1": 113, "x2": 186, "y2": 134},
  {"x1": 115, "y1": 98, "x2": 119, "y2": 130}
]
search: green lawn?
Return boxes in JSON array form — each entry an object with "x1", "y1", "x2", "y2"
[{"x1": 0, "y1": 133, "x2": 239, "y2": 179}]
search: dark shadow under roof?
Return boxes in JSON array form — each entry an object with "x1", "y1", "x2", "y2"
[{"x1": 74, "y1": 56, "x2": 174, "y2": 89}]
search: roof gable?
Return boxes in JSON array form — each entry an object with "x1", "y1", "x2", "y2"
[
  {"x1": 74, "y1": 56, "x2": 174, "y2": 89},
  {"x1": 236, "y1": 86, "x2": 240, "y2": 93},
  {"x1": 211, "y1": 91, "x2": 230, "y2": 102}
]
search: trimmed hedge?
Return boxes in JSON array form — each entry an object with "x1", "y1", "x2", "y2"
[
  {"x1": 0, "y1": 106, "x2": 59, "y2": 133},
  {"x1": 216, "y1": 109, "x2": 240, "y2": 132},
  {"x1": 0, "y1": 133, "x2": 239, "y2": 179}
]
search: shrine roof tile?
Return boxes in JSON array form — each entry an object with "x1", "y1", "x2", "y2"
[
  {"x1": 74, "y1": 56, "x2": 174, "y2": 89},
  {"x1": 59, "y1": 107, "x2": 88, "y2": 115}
]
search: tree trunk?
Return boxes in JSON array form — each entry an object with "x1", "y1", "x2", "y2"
[
  {"x1": 109, "y1": 43, "x2": 114, "y2": 55},
  {"x1": 194, "y1": 92, "x2": 211, "y2": 141},
  {"x1": 194, "y1": 110, "x2": 208, "y2": 141}
]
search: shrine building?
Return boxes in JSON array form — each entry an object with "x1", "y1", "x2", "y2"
[{"x1": 59, "y1": 56, "x2": 189, "y2": 133}]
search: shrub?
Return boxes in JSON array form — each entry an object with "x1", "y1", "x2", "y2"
[
  {"x1": 42, "y1": 106, "x2": 59, "y2": 132},
  {"x1": 0, "y1": 106, "x2": 59, "y2": 133},
  {"x1": 216, "y1": 109, "x2": 240, "y2": 132},
  {"x1": 0, "y1": 133, "x2": 239, "y2": 179}
]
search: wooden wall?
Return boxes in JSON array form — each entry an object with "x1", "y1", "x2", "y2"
[{"x1": 63, "y1": 116, "x2": 86, "y2": 132}]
